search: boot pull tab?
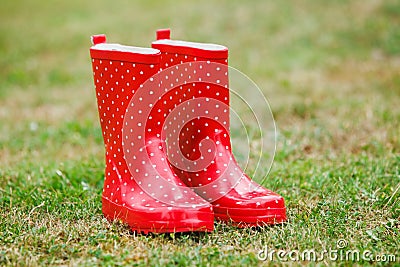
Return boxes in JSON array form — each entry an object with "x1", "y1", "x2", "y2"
[
  {"x1": 91, "y1": 34, "x2": 107, "y2": 45},
  {"x1": 156, "y1": 29, "x2": 170, "y2": 40}
]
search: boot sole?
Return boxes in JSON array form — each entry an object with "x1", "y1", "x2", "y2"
[
  {"x1": 102, "y1": 197, "x2": 214, "y2": 234},
  {"x1": 214, "y1": 206, "x2": 287, "y2": 227}
]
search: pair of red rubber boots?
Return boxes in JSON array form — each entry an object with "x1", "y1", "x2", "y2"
[{"x1": 90, "y1": 29, "x2": 286, "y2": 233}]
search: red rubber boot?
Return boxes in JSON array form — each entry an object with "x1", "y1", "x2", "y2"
[
  {"x1": 152, "y1": 29, "x2": 286, "y2": 226},
  {"x1": 90, "y1": 34, "x2": 214, "y2": 233}
]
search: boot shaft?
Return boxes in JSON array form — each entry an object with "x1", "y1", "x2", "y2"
[
  {"x1": 152, "y1": 30, "x2": 232, "y2": 187},
  {"x1": 90, "y1": 35, "x2": 160, "y2": 148}
]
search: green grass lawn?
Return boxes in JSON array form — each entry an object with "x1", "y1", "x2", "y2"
[{"x1": 0, "y1": 0, "x2": 399, "y2": 266}]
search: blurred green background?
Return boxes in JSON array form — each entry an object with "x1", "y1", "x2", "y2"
[
  {"x1": 1, "y1": 0, "x2": 398, "y2": 164},
  {"x1": 0, "y1": 0, "x2": 398, "y2": 266}
]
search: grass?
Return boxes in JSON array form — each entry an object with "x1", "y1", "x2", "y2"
[{"x1": 0, "y1": 0, "x2": 399, "y2": 266}]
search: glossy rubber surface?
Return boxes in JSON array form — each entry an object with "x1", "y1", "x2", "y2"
[
  {"x1": 90, "y1": 35, "x2": 214, "y2": 233},
  {"x1": 152, "y1": 29, "x2": 287, "y2": 226}
]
